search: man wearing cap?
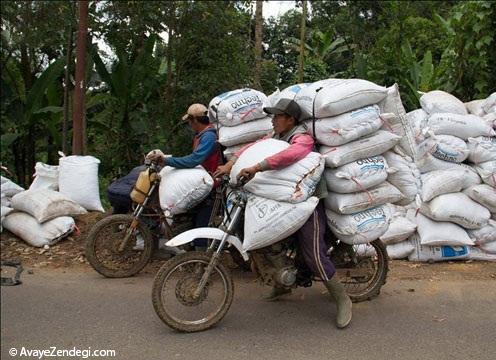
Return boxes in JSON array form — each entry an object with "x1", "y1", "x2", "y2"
[
  {"x1": 147, "y1": 103, "x2": 221, "y2": 247},
  {"x1": 213, "y1": 98, "x2": 352, "y2": 329}
]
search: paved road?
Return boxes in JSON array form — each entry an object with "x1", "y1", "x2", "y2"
[{"x1": 1, "y1": 268, "x2": 495, "y2": 360}]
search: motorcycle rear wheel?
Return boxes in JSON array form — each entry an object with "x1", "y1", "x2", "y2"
[
  {"x1": 335, "y1": 239, "x2": 388, "y2": 303},
  {"x1": 152, "y1": 251, "x2": 234, "y2": 333},
  {"x1": 85, "y1": 214, "x2": 153, "y2": 278}
]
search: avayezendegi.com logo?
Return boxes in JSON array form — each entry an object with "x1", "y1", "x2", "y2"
[{"x1": 8, "y1": 346, "x2": 116, "y2": 359}]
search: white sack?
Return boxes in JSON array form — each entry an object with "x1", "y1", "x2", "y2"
[
  {"x1": 0, "y1": 176, "x2": 24, "y2": 197},
  {"x1": 465, "y1": 99, "x2": 486, "y2": 117},
  {"x1": 463, "y1": 184, "x2": 496, "y2": 213},
  {"x1": 420, "y1": 169, "x2": 467, "y2": 202},
  {"x1": 223, "y1": 143, "x2": 249, "y2": 162},
  {"x1": 59, "y1": 155, "x2": 104, "y2": 212},
  {"x1": 417, "y1": 134, "x2": 469, "y2": 163},
  {"x1": 320, "y1": 130, "x2": 401, "y2": 168},
  {"x1": 479, "y1": 241, "x2": 496, "y2": 254},
  {"x1": 468, "y1": 220, "x2": 496, "y2": 245},
  {"x1": 387, "y1": 238, "x2": 416, "y2": 259},
  {"x1": 231, "y1": 139, "x2": 324, "y2": 203},
  {"x1": 467, "y1": 247, "x2": 496, "y2": 261},
  {"x1": 474, "y1": 160, "x2": 496, "y2": 188},
  {"x1": 324, "y1": 156, "x2": 389, "y2": 193},
  {"x1": 406, "y1": 109, "x2": 428, "y2": 143},
  {"x1": 380, "y1": 215, "x2": 417, "y2": 245},
  {"x1": 1, "y1": 194, "x2": 10, "y2": 208},
  {"x1": 208, "y1": 88, "x2": 270, "y2": 127},
  {"x1": 408, "y1": 242, "x2": 470, "y2": 262},
  {"x1": 159, "y1": 166, "x2": 213, "y2": 216},
  {"x1": 467, "y1": 136, "x2": 496, "y2": 164},
  {"x1": 294, "y1": 79, "x2": 388, "y2": 120},
  {"x1": 325, "y1": 205, "x2": 392, "y2": 245},
  {"x1": 1, "y1": 206, "x2": 14, "y2": 233},
  {"x1": 243, "y1": 195, "x2": 318, "y2": 251},
  {"x1": 416, "y1": 212, "x2": 474, "y2": 246},
  {"x1": 2, "y1": 212, "x2": 75, "y2": 247},
  {"x1": 383, "y1": 151, "x2": 421, "y2": 204},
  {"x1": 269, "y1": 83, "x2": 309, "y2": 105},
  {"x1": 305, "y1": 105, "x2": 384, "y2": 146},
  {"x1": 324, "y1": 182, "x2": 403, "y2": 215},
  {"x1": 482, "y1": 92, "x2": 496, "y2": 114},
  {"x1": 420, "y1": 90, "x2": 467, "y2": 115},
  {"x1": 426, "y1": 113, "x2": 495, "y2": 140},
  {"x1": 11, "y1": 189, "x2": 86, "y2": 223},
  {"x1": 218, "y1": 117, "x2": 272, "y2": 147},
  {"x1": 29, "y1": 162, "x2": 59, "y2": 191},
  {"x1": 420, "y1": 193, "x2": 490, "y2": 229}
]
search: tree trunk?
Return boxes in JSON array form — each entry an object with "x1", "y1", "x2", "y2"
[
  {"x1": 298, "y1": 0, "x2": 307, "y2": 83},
  {"x1": 63, "y1": 1, "x2": 74, "y2": 155},
  {"x1": 164, "y1": 1, "x2": 175, "y2": 110},
  {"x1": 253, "y1": 0, "x2": 263, "y2": 90},
  {"x1": 72, "y1": 0, "x2": 88, "y2": 155}
]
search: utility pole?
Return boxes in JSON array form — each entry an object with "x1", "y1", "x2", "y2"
[
  {"x1": 298, "y1": 0, "x2": 307, "y2": 83},
  {"x1": 72, "y1": 0, "x2": 88, "y2": 155},
  {"x1": 253, "y1": 0, "x2": 263, "y2": 90}
]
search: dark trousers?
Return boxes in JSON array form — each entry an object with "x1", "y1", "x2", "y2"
[
  {"x1": 296, "y1": 202, "x2": 336, "y2": 281},
  {"x1": 192, "y1": 192, "x2": 215, "y2": 247}
]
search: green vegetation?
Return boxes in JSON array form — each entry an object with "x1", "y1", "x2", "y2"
[{"x1": 1, "y1": 1, "x2": 495, "y2": 190}]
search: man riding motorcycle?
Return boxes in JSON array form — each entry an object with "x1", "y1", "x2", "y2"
[
  {"x1": 213, "y1": 98, "x2": 352, "y2": 329},
  {"x1": 147, "y1": 103, "x2": 222, "y2": 249}
]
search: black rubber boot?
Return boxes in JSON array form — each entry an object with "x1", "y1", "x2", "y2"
[{"x1": 324, "y1": 277, "x2": 352, "y2": 328}]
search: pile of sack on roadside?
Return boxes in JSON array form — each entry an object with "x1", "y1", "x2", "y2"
[{"x1": 1, "y1": 156, "x2": 104, "y2": 247}]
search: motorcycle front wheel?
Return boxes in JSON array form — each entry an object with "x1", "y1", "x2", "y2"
[
  {"x1": 85, "y1": 214, "x2": 153, "y2": 278},
  {"x1": 152, "y1": 251, "x2": 234, "y2": 333}
]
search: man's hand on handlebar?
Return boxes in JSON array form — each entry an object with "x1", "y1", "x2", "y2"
[
  {"x1": 145, "y1": 149, "x2": 165, "y2": 165},
  {"x1": 213, "y1": 161, "x2": 234, "y2": 179},
  {"x1": 236, "y1": 164, "x2": 261, "y2": 181}
]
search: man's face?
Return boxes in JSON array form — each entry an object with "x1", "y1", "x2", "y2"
[
  {"x1": 187, "y1": 117, "x2": 201, "y2": 132},
  {"x1": 272, "y1": 114, "x2": 295, "y2": 135}
]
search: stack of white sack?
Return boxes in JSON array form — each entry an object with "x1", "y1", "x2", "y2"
[
  {"x1": 268, "y1": 83, "x2": 310, "y2": 106},
  {"x1": 3, "y1": 189, "x2": 86, "y2": 247},
  {"x1": 229, "y1": 138, "x2": 323, "y2": 251},
  {"x1": 294, "y1": 79, "x2": 408, "y2": 245},
  {"x1": 208, "y1": 88, "x2": 273, "y2": 155},
  {"x1": 396, "y1": 91, "x2": 496, "y2": 261},
  {"x1": 1, "y1": 176, "x2": 24, "y2": 233},
  {"x1": 465, "y1": 92, "x2": 496, "y2": 129}
]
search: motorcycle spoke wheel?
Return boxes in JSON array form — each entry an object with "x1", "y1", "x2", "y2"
[
  {"x1": 86, "y1": 214, "x2": 153, "y2": 278},
  {"x1": 152, "y1": 251, "x2": 233, "y2": 333},
  {"x1": 336, "y1": 239, "x2": 388, "y2": 303}
]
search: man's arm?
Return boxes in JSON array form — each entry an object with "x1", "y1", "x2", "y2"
[
  {"x1": 165, "y1": 132, "x2": 217, "y2": 169},
  {"x1": 259, "y1": 134, "x2": 314, "y2": 170}
]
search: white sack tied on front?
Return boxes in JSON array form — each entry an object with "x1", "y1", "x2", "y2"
[
  {"x1": 29, "y1": 162, "x2": 59, "y2": 191},
  {"x1": 223, "y1": 143, "x2": 249, "y2": 162},
  {"x1": 325, "y1": 205, "x2": 392, "y2": 245},
  {"x1": 415, "y1": 212, "x2": 474, "y2": 246},
  {"x1": 159, "y1": 166, "x2": 214, "y2": 216},
  {"x1": 11, "y1": 189, "x2": 86, "y2": 223},
  {"x1": 417, "y1": 134, "x2": 469, "y2": 163},
  {"x1": 419, "y1": 90, "x2": 467, "y2": 115},
  {"x1": 426, "y1": 113, "x2": 495, "y2": 140},
  {"x1": 294, "y1": 78, "x2": 388, "y2": 120},
  {"x1": 383, "y1": 151, "x2": 421, "y2": 204},
  {"x1": 324, "y1": 155, "x2": 390, "y2": 193},
  {"x1": 467, "y1": 136, "x2": 496, "y2": 164},
  {"x1": 463, "y1": 184, "x2": 496, "y2": 213},
  {"x1": 58, "y1": 155, "x2": 104, "y2": 212},
  {"x1": 243, "y1": 194, "x2": 318, "y2": 251},
  {"x1": 230, "y1": 139, "x2": 324, "y2": 203},
  {"x1": 320, "y1": 130, "x2": 401, "y2": 168},
  {"x1": 304, "y1": 105, "x2": 386, "y2": 146},
  {"x1": 2, "y1": 212, "x2": 75, "y2": 247},
  {"x1": 208, "y1": 88, "x2": 270, "y2": 127},
  {"x1": 420, "y1": 192, "x2": 490, "y2": 229},
  {"x1": 420, "y1": 169, "x2": 467, "y2": 202},
  {"x1": 218, "y1": 117, "x2": 272, "y2": 147},
  {"x1": 324, "y1": 182, "x2": 403, "y2": 215}
]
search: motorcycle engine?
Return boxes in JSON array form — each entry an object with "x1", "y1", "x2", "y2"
[{"x1": 265, "y1": 244, "x2": 297, "y2": 287}]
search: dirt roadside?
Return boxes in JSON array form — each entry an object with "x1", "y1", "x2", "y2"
[{"x1": 1, "y1": 212, "x2": 496, "y2": 281}]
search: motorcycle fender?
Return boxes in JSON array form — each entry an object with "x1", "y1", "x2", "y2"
[{"x1": 166, "y1": 228, "x2": 249, "y2": 261}]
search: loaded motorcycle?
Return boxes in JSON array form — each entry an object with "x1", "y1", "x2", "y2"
[
  {"x1": 152, "y1": 176, "x2": 388, "y2": 332},
  {"x1": 85, "y1": 159, "x2": 225, "y2": 278}
]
